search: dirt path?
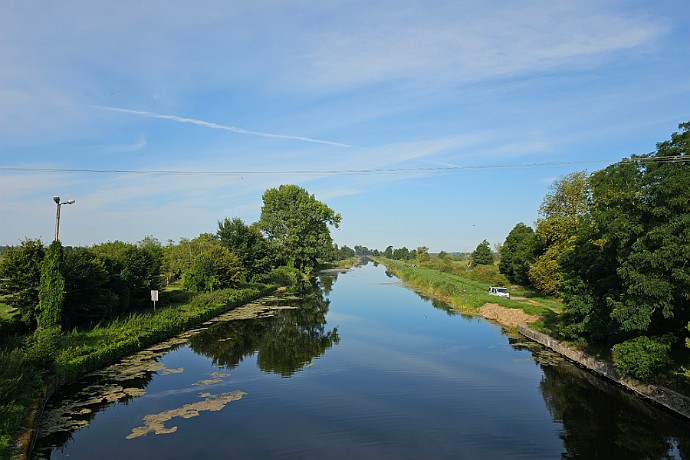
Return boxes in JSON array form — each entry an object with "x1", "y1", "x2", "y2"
[{"x1": 479, "y1": 303, "x2": 540, "y2": 328}]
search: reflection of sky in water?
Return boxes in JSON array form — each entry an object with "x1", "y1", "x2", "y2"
[{"x1": 38, "y1": 263, "x2": 688, "y2": 460}]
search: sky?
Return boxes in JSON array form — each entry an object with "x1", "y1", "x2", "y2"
[{"x1": 1, "y1": 1, "x2": 689, "y2": 253}]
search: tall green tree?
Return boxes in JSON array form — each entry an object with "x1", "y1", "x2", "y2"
[
  {"x1": 0, "y1": 239, "x2": 45, "y2": 326},
  {"x1": 529, "y1": 171, "x2": 590, "y2": 295},
  {"x1": 37, "y1": 240, "x2": 65, "y2": 330},
  {"x1": 471, "y1": 240, "x2": 493, "y2": 266},
  {"x1": 499, "y1": 223, "x2": 537, "y2": 286},
  {"x1": 560, "y1": 122, "x2": 690, "y2": 348},
  {"x1": 258, "y1": 185, "x2": 341, "y2": 274}
]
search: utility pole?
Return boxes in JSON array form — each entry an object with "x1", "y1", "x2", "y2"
[{"x1": 53, "y1": 196, "x2": 75, "y2": 241}]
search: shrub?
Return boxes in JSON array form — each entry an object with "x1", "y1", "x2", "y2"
[{"x1": 611, "y1": 335, "x2": 673, "y2": 381}]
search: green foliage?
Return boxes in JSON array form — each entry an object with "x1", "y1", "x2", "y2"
[
  {"x1": 61, "y1": 247, "x2": 119, "y2": 328},
  {"x1": 0, "y1": 239, "x2": 45, "y2": 326},
  {"x1": 499, "y1": 223, "x2": 537, "y2": 286},
  {"x1": 253, "y1": 266, "x2": 303, "y2": 287},
  {"x1": 416, "y1": 246, "x2": 430, "y2": 263},
  {"x1": 182, "y1": 245, "x2": 245, "y2": 293},
  {"x1": 559, "y1": 122, "x2": 690, "y2": 344},
  {"x1": 163, "y1": 234, "x2": 218, "y2": 282},
  {"x1": 217, "y1": 218, "x2": 273, "y2": 278},
  {"x1": 462, "y1": 263, "x2": 510, "y2": 286},
  {"x1": 91, "y1": 240, "x2": 163, "y2": 311},
  {"x1": 258, "y1": 185, "x2": 341, "y2": 274},
  {"x1": 611, "y1": 336, "x2": 673, "y2": 381},
  {"x1": 0, "y1": 347, "x2": 44, "y2": 459},
  {"x1": 471, "y1": 239, "x2": 493, "y2": 266},
  {"x1": 530, "y1": 171, "x2": 590, "y2": 295},
  {"x1": 37, "y1": 241, "x2": 65, "y2": 330}
]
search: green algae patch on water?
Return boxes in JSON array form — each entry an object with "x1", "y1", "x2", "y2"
[{"x1": 126, "y1": 391, "x2": 246, "y2": 439}]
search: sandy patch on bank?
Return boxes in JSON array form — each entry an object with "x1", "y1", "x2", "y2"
[{"x1": 479, "y1": 303, "x2": 540, "y2": 328}]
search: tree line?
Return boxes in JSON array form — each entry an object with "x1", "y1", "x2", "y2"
[
  {"x1": 499, "y1": 122, "x2": 689, "y2": 379},
  {"x1": 0, "y1": 184, "x2": 342, "y2": 332}
]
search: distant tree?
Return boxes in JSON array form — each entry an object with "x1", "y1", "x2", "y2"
[
  {"x1": 258, "y1": 185, "x2": 341, "y2": 274},
  {"x1": 416, "y1": 246, "x2": 430, "y2": 263},
  {"x1": 383, "y1": 246, "x2": 393, "y2": 258},
  {"x1": 471, "y1": 240, "x2": 493, "y2": 266},
  {"x1": 529, "y1": 171, "x2": 589, "y2": 295},
  {"x1": 499, "y1": 223, "x2": 537, "y2": 286},
  {"x1": 336, "y1": 245, "x2": 356, "y2": 259},
  {"x1": 37, "y1": 241, "x2": 65, "y2": 330},
  {"x1": 0, "y1": 239, "x2": 45, "y2": 326},
  {"x1": 393, "y1": 247, "x2": 410, "y2": 260},
  {"x1": 354, "y1": 245, "x2": 369, "y2": 256},
  {"x1": 182, "y1": 245, "x2": 245, "y2": 292}
]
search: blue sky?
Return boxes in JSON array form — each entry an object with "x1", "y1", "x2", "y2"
[{"x1": 1, "y1": 1, "x2": 689, "y2": 252}]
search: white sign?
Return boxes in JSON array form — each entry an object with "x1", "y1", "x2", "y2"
[{"x1": 151, "y1": 290, "x2": 159, "y2": 301}]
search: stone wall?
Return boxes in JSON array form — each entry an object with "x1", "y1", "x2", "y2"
[{"x1": 517, "y1": 324, "x2": 690, "y2": 422}]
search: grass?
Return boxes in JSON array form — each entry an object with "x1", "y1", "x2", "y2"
[
  {"x1": 0, "y1": 282, "x2": 275, "y2": 460},
  {"x1": 379, "y1": 258, "x2": 559, "y2": 319}
]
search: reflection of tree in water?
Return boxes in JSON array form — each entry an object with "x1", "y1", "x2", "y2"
[
  {"x1": 318, "y1": 273, "x2": 337, "y2": 296},
  {"x1": 190, "y1": 283, "x2": 339, "y2": 377},
  {"x1": 508, "y1": 335, "x2": 690, "y2": 459}
]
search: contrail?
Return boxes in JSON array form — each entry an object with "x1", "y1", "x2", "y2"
[{"x1": 91, "y1": 105, "x2": 353, "y2": 148}]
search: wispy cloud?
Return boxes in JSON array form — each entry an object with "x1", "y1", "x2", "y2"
[{"x1": 91, "y1": 106, "x2": 354, "y2": 148}]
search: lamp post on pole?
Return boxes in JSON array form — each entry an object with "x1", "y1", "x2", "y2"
[{"x1": 53, "y1": 196, "x2": 75, "y2": 242}]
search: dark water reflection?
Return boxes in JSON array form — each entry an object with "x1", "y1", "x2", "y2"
[
  {"x1": 188, "y1": 289, "x2": 339, "y2": 376},
  {"x1": 35, "y1": 263, "x2": 688, "y2": 459}
]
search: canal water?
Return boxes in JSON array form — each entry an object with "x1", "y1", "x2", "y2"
[{"x1": 35, "y1": 262, "x2": 689, "y2": 459}]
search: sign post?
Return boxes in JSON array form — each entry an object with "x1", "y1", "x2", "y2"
[{"x1": 151, "y1": 290, "x2": 159, "y2": 311}]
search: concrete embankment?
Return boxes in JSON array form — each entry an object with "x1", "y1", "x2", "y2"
[{"x1": 517, "y1": 324, "x2": 690, "y2": 422}]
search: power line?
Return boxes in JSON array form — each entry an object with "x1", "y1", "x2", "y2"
[{"x1": 0, "y1": 156, "x2": 686, "y2": 177}]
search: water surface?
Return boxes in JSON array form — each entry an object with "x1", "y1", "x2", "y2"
[{"x1": 35, "y1": 262, "x2": 689, "y2": 459}]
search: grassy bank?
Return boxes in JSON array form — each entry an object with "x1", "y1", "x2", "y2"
[
  {"x1": 0, "y1": 283, "x2": 274, "y2": 460},
  {"x1": 376, "y1": 257, "x2": 561, "y2": 326}
]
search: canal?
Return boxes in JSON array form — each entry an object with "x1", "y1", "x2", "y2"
[{"x1": 35, "y1": 261, "x2": 689, "y2": 459}]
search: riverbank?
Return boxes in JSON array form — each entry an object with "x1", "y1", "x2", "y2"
[
  {"x1": 8, "y1": 284, "x2": 275, "y2": 460},
  {"x1": 375, "y1": 257, "x2": 690, "y2": 422},
  {"x1": 519, "y1": 324, "x2": 690, "y2": 422}
]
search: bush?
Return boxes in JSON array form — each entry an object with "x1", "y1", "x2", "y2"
[
  {"x1": 254, "y1": 266, "x2": 303, "y2": 287},
  {"x1": 611, "y1": 335, "x2": 673, "y2": 381}
]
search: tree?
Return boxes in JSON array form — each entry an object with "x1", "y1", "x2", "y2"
[
  {"x1": 471, "y1": 240, "x2": 493, "y2": 266},
  {"x1": 258, "y1": 185, "x2": 341, "y2": 274},
  {"x1": 393, "y1": 247, "x2": 410, "y2": 260},
  {"x1": 416, "y1": 246, "x2": 430, "y2": 264},
  {"x1": 37, "y1": 241, "x2": 65, "y2": 330},
  {"x1": 62, "y1": 247, "x2": 118, "y2": 328},
  {"x1": 92, "y1": 241, "x2": 162, "y2": 312},
  {"x1": 529, "y1": 171, "x2": 589, "y2": 295},
  {"x1": 0, "y1": 239, "x2": 45, "y2": 326},
  {"x1": 182, "y1": 245, "x2": 245, "y2": 292},
  {"x1": 163, "y1": 234, "x2": 218, "y2": 282},
  {"x1": 217, "y1": 218, "x2": 272, "y2": 278},
  {"x1": 559, "y1": 122, "x2": 690, "y2": 348},
  {"x1": 499, "y1": 223, "x2": 537, "y2": 286}
]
